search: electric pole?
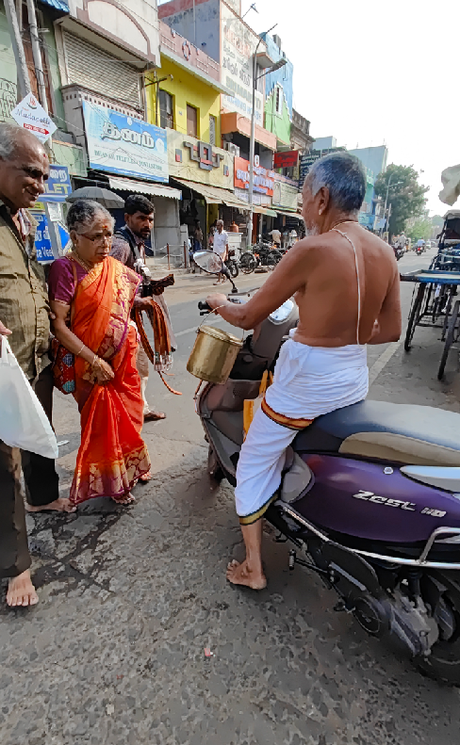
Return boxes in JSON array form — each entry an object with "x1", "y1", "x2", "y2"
[
  {"x1": 4, "y1": 0, "x2": 31, "y2": 101},
  {"x1": 26, "y1": 0, "x2": 49, "y2": 113}
]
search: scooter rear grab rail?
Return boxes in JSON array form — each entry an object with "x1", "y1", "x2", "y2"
[{"x1": 280, "y1": 502, "x2": 460, "y2": 570}]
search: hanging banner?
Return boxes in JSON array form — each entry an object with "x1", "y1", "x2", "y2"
[
  {"x1": 234, "y1": 156, "x2": 275, "y2": 196},
  {"x1": 82, "y1": 101, "x2": 169, "y2": 182},
  {"x1": 11, "y1": 93, "x2": 57, "y2": 143}
]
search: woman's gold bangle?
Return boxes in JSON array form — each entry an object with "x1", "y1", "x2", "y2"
[{"x1": 76, "y1": 342, "x2": 85, "y2": 357}]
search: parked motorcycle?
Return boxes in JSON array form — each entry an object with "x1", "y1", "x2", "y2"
[
  {"x1": 225, "y1": 249, "x2": 239, "y2": 279},
  {"x1": 238, "y1": 252, "x2": 258, "y2": 275},
  {"x1": 190, "y1": 254, "x2": 460, "y2": 683},
  {"x1": 252, "y1": 242, "x2": 283, "y2": 270}
]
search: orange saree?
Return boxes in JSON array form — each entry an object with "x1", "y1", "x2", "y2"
[{"x1": 70, "y1": 256, "x2": 150, "y2": 504}]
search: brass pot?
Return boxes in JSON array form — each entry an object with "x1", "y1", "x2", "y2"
[{"x1": 187, "y1": 325, "x2": 243, "y2": 384}]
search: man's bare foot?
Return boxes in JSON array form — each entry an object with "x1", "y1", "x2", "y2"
[
  {"x1": 6, "y1": 570, "x2": 39, "y2": 607},
  {"x1": 26, "y1": 498, "x2": 76, "y2": 514},
  {"x1": 226, "y1": 559, "x2": 267, "y2": 590},
  {"x1": 112, "y1": 492, "x2": 136, "y2": 505}
]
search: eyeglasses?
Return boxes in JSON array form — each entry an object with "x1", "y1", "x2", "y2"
[{"x1": 80, "y1": 232, "x2": 113, "y2": 247}]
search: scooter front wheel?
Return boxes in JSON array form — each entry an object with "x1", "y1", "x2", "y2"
[{"x1": 207, "y1": 445, "x2": 224, "y2": 483}]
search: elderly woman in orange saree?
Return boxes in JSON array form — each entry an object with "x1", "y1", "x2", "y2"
[{"x1": 48, "y1": 200, "x2": 150, "y2": 505}]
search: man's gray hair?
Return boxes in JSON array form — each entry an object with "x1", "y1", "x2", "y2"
[
  {"x1": 0, "y1": 122, "x2": 45, "y2": 161},
  {"x1": 66, "y1": 199, "x2": 114, "y2": 233},
  {"x1": 308, "y1": 152, "x2": 366, "y2": 214}
]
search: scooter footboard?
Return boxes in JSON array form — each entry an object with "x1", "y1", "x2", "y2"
[{"x1": 204, "y1": 378, "x2": 261, "y2": 412}]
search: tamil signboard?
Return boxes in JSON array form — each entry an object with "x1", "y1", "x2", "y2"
[
  {"x1": 42, "y1": 165, "x2": 72, "y2": 202},
  {"x1": 82, "y1": 101, "x2": 168, "y2": 182},
  {"x1": 167, "y1": 130, "x2": 233, "y2": 188},
  {"x1": 220, "y1": 3, "x2": 264, "y2": 126},
  {"x1": 234, "y1": 157, "x2": 275, "y2": 196},
  {"x1": 299, "y1": 147, "x2": 346, "y2": 187},
  {"x1": 11, "y1": 92, "x2": 57, "y2": 143}
]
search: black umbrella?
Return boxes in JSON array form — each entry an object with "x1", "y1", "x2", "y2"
[{"x1": 66, "y1": 186, "x2": 125, "y2": 209}]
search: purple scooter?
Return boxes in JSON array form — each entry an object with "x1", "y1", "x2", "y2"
[{"x1": 195, "y1": 295, "x2": 460, "y2": 684}]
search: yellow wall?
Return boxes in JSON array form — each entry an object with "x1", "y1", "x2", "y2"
[{"x1": 146, "y1": 56, "x2": 221, "y2": 144}]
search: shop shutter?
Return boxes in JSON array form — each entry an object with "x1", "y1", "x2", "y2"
[{"x1": 63, "y1": 32, "x2": 142, "y2": 111}]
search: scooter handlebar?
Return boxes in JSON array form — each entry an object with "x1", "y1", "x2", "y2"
[{"x1": 198, "y1": 301, "x2": 211, "y2": 311}]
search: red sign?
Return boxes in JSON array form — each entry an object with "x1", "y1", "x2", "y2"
[
  {"x1": 234, "y1": 156, "x2": 275, "y2": 197},
  {"x1": 274, "y1": 151, "x2": 299, "y2": 169}
]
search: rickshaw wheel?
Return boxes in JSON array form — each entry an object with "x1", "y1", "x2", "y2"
[
  {"x1": 438, "y1": 300, "x2": 460, "y2": 380},
  {"x1": 404, "y1": 284, "x2": 426, "y2": 352}
]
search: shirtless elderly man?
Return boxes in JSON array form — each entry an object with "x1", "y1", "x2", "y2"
[{"x1": 206, "y1": 151, "x2": 401, "y2": 590}]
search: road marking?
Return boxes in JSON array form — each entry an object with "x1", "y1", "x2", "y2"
[{"x1": 369, "y1": 340, "x2": 402, "y2": 385}]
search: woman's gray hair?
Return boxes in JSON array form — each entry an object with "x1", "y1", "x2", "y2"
[
  {"x1": 66, "y1": 199, "x2": 114, "y2": 233},
  {"x1": 0, "y1": 122, "x2": 45, "y2": 161},
  {"x1": 308, "y1": 152, "x2": 366, "y2": 214}
]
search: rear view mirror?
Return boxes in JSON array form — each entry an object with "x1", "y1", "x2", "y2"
[{"x1": 193, "y1": 250, "x2": 223, "y2": 274}]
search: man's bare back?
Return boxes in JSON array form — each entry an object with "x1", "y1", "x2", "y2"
[
  {"x1": 293, "y1": 223, "x2": 401, "y2": 347},
  {"x1": 205, "y1": 222, "x2": 401, "y2": 349}
]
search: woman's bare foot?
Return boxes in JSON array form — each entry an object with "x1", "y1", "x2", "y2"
[
  {"x1": 6, "y1": 570, "x2": 39, "y2": 607},
  {"x1": 26, "y1": 498, "x2": 76, "y2": 514},
  {"x1": 138, "y1": 470, "x2": 152, "y2": 483},
  {"x1": 112, "y1": 492, "x2": 136, "y2": 506},
  {"x1": 226, "y1": 559, "x2": 267, "y2": 590}
]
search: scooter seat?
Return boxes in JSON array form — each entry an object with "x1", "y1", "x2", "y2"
[{"x1": 294, "y1": 400, "x2": 460, "y2": 466}]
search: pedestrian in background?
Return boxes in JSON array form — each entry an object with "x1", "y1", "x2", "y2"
[
  {"x1": 0, "y1": 124, "x2": 73, "y2": 608},
  {"x1": 212, "y1": 219, "x2": 231, "y2": 286}
]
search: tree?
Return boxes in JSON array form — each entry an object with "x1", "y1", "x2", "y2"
[
  {"x1": 374, "y1": 164, "x2": 429, "y2": 236},
  {"x1": 406, "y1": 217, "x2": 432, "y2": 242}
]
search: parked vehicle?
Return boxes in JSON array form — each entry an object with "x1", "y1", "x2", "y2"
[
  {"x1": 226, "y1": 249, "x2": 239, "y2": 279},
  {"x1": 238, "y1": 251, "x2": 258, "y2": 275},
  {"x1": 252, "y1": 242, "x2": 283, "y2": 270},
  {"x1": 190, "y1": 259, "x2": 460, "y2": 683}
]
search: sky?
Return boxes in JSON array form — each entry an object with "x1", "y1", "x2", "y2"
[{"x1": 239, "y1": 0, "x2": 460, "y2": 216}]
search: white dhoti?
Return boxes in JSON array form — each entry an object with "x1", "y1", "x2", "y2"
[{"x1": 235, "y1": 334, "x2": 369, "y2": 524}]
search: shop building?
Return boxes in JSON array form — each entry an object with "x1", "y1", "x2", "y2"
[
  {"x1": 50, "y1": 0, "x2": 186, "y2": 259},
  {"x1": 147, "y1": 20, "x2": 227, "y2": 145},
  {"x1": 159, "y1": 0, "x2": 277, "y2": 168},
  {"x1": 167, "y1": 129, "x2": 246, "y2": 250},
  {"x1": 0, "y1": 0, "x2": 86, "y2": 177}
]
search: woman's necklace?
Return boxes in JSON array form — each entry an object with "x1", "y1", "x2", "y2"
[{"x1": 69, "y1": 248, "x2": 93, "y2": 273}]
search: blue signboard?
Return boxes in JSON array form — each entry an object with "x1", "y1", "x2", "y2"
[
  {"x1": 32, "y1": 211, "x2": 54, "y2": 262},
  {"x1": 43, "y1": 165, "x2": 72, "y2": 202},
  {"x1": 82, "y1": 101, "x2": 169, "y2": 183}
]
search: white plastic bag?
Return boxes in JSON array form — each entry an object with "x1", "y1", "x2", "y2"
[{"x1": 0, "y1": 336, "x2": 59, "y2": 458}]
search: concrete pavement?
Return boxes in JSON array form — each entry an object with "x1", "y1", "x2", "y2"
[{"x1": 2, "y1": 247, "x2": 460, "y2": 745}]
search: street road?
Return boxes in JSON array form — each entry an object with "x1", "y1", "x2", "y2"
[{"x1": 2, "y1": 248, "x2": 460, "y2": 745}]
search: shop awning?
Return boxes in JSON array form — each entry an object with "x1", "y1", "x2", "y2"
[
  {"x1": 174, "y1": 179, "x2": 247, "y2": 209},
  {"x1": 253, "y1": 206, "x2": 277, "y2": 217},
  {"x1": 108, "y1": 176, "x2": 181, "y2": 200},
  {"x1": 276, "y1": 209, "x2": 303, "y2": 218}
]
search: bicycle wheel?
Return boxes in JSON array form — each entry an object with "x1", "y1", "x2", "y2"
[
  {"x1": 404, "y1": 283, "x2": 426, "y2": 352},
  {"x1": 239, "y1": 252, "x2": 256, "y2": 274},
  {"x1": 438, "y1": 300, "x2": 459, "y2": 380}
]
